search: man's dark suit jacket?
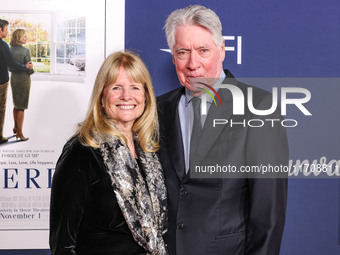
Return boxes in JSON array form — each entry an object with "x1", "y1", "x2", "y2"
[{"x1": 157, "y1": 70, "x2": 289, "y2": 255}]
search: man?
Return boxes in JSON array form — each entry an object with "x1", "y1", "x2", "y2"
[
  {"x1": 0, "y1": 19, "x2": 33, "y2": 144},
  {"x1": 157, "y1": 5, "x2": 289, "y2": 255}
]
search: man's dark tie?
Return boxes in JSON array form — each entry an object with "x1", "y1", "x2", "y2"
[{"x1": 189, "y1": 97, "x2": 202, "y2": 172}]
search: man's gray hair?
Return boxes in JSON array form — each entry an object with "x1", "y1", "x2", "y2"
[{"x1": 164, "y1": 5, "x2": 224, "y2": 53}]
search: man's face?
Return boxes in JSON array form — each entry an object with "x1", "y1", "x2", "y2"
[
  {"x1": 0, "y1": 25, "x2": 9, "y2": 39},
  {"x1": 172, "y1": 24, "x2": 225, "y2": 92}
]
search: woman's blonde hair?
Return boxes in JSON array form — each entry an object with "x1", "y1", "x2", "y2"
[
  {"x1": 77, "y1": 51, "x2": 159, "y2": 152},
  {"x1": 10, "y1": 29, "x2": 26, "y2": 46}
]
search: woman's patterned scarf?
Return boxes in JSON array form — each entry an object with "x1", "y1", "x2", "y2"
[{"x1": 96, "y1": 134, "x2": 168, "y2": 255}]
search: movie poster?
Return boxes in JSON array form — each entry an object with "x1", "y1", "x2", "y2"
[{"x1": 0, "y1": 0, "x2": 124, "y2": 250}]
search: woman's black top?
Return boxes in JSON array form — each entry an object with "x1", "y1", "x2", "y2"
[{"x1": 49, "y1": 137, "x2": 146, "y2": 255}]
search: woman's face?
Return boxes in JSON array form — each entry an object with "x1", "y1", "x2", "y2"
[
  {"x1": 21, "y1": 34, "x2": 27, "y2": 44},
  {"x1": 102, "y1": 66, "x2": 145, "y2": 130}
]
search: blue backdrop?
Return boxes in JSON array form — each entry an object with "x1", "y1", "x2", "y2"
[{"x1": 125, "y1": 1, "x2": 340, "y2": 255}]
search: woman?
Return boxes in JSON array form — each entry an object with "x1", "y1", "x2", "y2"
[
  {"x1": 50, "y1": 51, "x2": 167, "y2": 255},
  {"x1": 10, "y1": 28, "x2": 33, "y2": 141}
]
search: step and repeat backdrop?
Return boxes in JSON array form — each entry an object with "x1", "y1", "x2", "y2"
[
  {"x1": 125, "y1": 1, "x2": 340, "y2": 255},
  {"x1": 0, "y1": 0, "x2": 339, "y2": 254}
]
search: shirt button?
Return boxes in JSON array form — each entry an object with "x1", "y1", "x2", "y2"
[
  {"x1": 180, "y1": 190, "x2": 188, "y2": 198},
  {"x1": 177, "y1": 223, "x2": 184, "y2": 230}
]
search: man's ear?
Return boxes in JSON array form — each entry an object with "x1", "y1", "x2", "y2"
[
  {"x1": 220, "y1": 41, "x2": 226, "y2": 62},
  {"x1": 172, "y1": 54, "x2": 176, "y2": 65}
]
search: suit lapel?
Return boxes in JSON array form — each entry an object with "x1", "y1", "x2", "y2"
[
  {"x1": 193, "y1": 89, "x2": 233, "y2": 166},
  {"x1": 194, "y1": 70, "x2": 237, "y2": 166},
  {"x1": 164, "y1": 88, "x2": 187, "y2": 181}
]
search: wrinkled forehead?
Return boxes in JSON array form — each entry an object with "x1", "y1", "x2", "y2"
[{"x1": 174, "y1": 24, "x2": 216, "y2": 48}]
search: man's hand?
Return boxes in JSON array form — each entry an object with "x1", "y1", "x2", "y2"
[{"x1": 26, "y1": 61, "x2": 33, "y2": 70}]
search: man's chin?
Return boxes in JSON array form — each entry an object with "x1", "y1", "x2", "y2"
[
  {"x1": 181, "y1": 83, "x2": 205, "y2": 97},
  {"x1": 189, "y1": 88, "x2": 205, "y2": 97}
]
